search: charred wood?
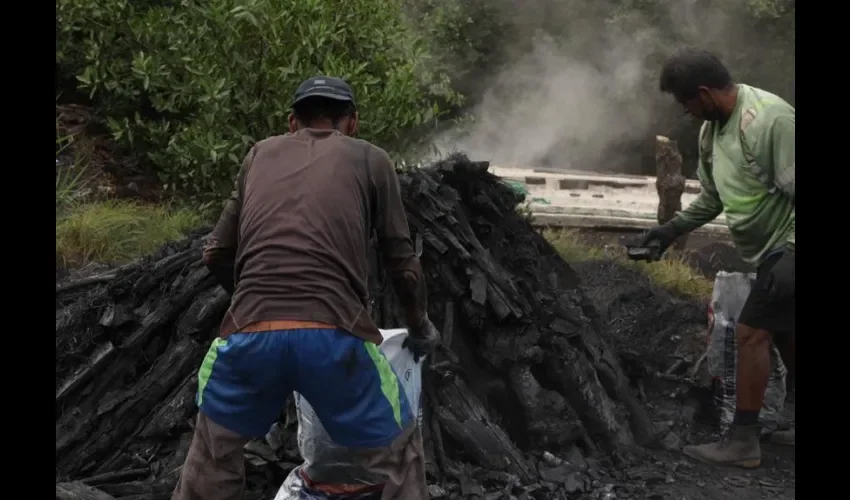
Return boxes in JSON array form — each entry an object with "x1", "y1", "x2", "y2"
[{"x1": 55, "y1": 153, "x2": 652, "y2": 498}]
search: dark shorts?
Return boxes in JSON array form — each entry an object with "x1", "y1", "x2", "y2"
[
  {"x1": 196, "y1": 328, "x2": 413, "y2": 447},
  {"x1": 738, "y1": 251, "x2": 795, "y2": 335}
]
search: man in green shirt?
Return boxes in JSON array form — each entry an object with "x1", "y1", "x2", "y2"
[{"x1": 641, "y1": 49, "x2": 795, "y2": 468}]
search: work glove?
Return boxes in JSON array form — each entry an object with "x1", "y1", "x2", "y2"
[
  {"x1": 638, "y1": 222, "x2": 681, "y2": 258},
  {"x1": 403, "y1": 316, "x2": 441, "y2": 363},
  {"x1": 764, "y1": 250, "x2": 795, "y2": 300}
]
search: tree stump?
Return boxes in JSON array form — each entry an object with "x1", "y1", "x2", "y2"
[{"x1": 655, "y1": 135, "x2": 688, "y2": 250}]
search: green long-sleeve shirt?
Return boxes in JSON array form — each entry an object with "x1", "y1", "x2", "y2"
[{"x1": 671, "y1": 84, "x2": 795, "y2": 265}]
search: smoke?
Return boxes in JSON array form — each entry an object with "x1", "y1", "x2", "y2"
[
  {"x1": 421, "y1": 0, "x2": 794, "y2": 173},
  {"x1": 431, "y1": 35, "x2": 659, "y2": 170}
]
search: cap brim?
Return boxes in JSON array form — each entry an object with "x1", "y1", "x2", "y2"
[{"x1": 292, "y1": 92, "x2": 355, "y2": 106}]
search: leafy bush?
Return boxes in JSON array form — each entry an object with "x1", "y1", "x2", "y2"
[
  {"x1": 404, "y1": 0, "x2": 521, "y2": 100},
  {"x1": 57, "y1": 0, "x2": 461, "y2": 197}
]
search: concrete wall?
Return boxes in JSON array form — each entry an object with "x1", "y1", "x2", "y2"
[{"x1": 491, "y1": 165, "x2": 729, "y2": 237}]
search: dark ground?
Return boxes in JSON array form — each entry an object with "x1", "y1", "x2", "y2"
[
  {"x1": 55, "y1": 228, "x2": 793, "y2": 499},
  {"x1": 574, "y1": 229, "x2": 753, "y2": 278},
  {"x1": 570, "y1": 230, "x2": 794, "y2": 500}
]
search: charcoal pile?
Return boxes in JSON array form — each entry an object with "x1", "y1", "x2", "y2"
[
  {"x1": 56, "y1": 154, "x2": 657, "y2": 500},
  {"x1": 572, "y1": 260, "x2": 708, "y2": 379}
]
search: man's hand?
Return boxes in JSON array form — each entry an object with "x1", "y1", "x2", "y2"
[
  {"x1": 638, "y1": 222, "x2": 680, "y2": 258},
  {"x1": 403, "y1": 317, "x2": 441, "y2": 363},
  {"x1": 765, "y1": 250, "x2": 795, "y2": 300}
]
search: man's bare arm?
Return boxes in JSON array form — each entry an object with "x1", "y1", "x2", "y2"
[{"x1": 203, "y1": 145, "x2": 258, "y2": 294}]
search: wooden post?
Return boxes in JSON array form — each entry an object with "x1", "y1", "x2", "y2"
[{"x1": 655, "y1": 135, "x2": 688, "y2": 250}]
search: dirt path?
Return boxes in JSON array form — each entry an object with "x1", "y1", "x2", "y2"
[
  {"x1": 625, "y1": 385, "x2": 795, "y2": 500},
  {"x1": 638, "y1": 444, "x2": 795, "y2": 500}
]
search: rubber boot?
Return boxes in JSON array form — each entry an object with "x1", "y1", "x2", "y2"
[
  {"x1": 682, "y1": 424, "x2": 762, "y2": 468},
  {"x1": 769, "y1": 427, "x2": 795, "y2": 446}
]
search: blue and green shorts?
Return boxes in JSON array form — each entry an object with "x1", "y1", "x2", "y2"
[{"x1": 196, "y1": 328, "x2": 413, "y2": 448}]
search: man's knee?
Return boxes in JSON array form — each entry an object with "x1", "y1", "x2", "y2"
[
  {"x1": 173, "y1": 412, "x2": 249, "y2": 500},
  {"x1": 356, "y1": 424, "x2": 428, "y2": 500},
  {"x1": 197, "y1": 412, "x2": 248, "y2": 461},
  {"x1": 735, "y1": 323, "x2": 771, "y2": 347}
]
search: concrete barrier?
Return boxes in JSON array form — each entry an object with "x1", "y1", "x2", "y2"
[{"x1": 490, "y1": 165, "x2": 730, "y2": 237}]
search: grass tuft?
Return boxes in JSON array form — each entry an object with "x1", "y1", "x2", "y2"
[
  {"x1": 56, "y1": 200, "x2": 204, "y2": 268},
  {"x1": 544, "y1": 228, "x2": 713, "y2": 301},
  {"x1": 56, "y1": 121, "x2": 91, "y2": 214},
  {"x1": 545, "y1": 228, "x2": 608, "y2": 263},
  {"x1": 56, "y1": 162, "x2": 90, "y2": 214}
]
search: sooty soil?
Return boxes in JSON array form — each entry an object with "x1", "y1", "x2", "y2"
[{"x1": 571, "y1": 256, "x2": 794, "y2": 500}]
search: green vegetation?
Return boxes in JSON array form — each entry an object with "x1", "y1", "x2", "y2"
[
  {"x1": 57, "y1": 0, "x2": 461, "y2": 197},
  {"x1": 56, "y1": 159, "x2": 90, "y2": 216},
  {"x1": 56, "y1": 0, "x2": 794, "y2": 197},
  {"x1": 56, "y1": 125, "x2": 205, "y2": 269},
  {"x1": 56, "y1": 0, "x2": 465, "y2": 267},
  {"x1": 57, "y1": 200, "x2": 204, "y2": 269},
  {"x1": 544, "y1": 229, "x2": 714, "y2": 300},
  {"x1": 55, "y1": 0, "x2": 793, "y2": 273},
  {"x1": 56, "y1": 118, "x2": 91, "y2": 215}
]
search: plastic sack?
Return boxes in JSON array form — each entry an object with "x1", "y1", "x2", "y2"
[
  {"x1": 274, "y1": 329, "x2": 424, "y2": 500},
  {"x1": 706, "y1": 271, "x2": 787, "y2": 435}
]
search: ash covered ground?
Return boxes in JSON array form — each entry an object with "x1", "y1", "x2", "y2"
[
  {"x1": 55, "y1": 238, "x2": 794, "y2": 500},
  {"x1": 56, "y1": 170, "x2": 794, "y2": 500},
  {"x1": 569, "y1": 241, "x2": 794, "y2": 500}
]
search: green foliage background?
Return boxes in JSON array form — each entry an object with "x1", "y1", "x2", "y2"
[
  {"x1": 56, "y1": 0, "x2": 794, "y2": 197},
  {"x1": 57, "y1": 0, "x2": 461, "y2": 197}
]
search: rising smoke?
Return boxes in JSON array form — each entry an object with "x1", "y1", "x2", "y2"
[
  {"x1": 420, "y1": 0, "x2": 794, "y2": 174},
  {"x1": 431, "y1": 35, "x2": 660, "y2": 171}
]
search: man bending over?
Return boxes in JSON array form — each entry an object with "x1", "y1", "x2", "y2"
[
  {"x1": 171, "y1": 76, "x2": 440, "y2": 499},
  {"x1": 642, "y1": 49, "x2": 795, "y2": 468}
]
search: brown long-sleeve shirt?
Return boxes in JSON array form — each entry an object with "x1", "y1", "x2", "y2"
[{"x1": 203, "y1": 128, "x2": 427, "y2": 344}]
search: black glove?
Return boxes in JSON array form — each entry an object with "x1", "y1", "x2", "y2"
[
  {"x1": 764, "y1": 250, "x2": 795, "y2": 300},
  {"x1": 403, "y1": 317, "x2": 441, "y2": 363},
  {"x1": 638, "y1": 222, "x2": 680, "y2": 257}
]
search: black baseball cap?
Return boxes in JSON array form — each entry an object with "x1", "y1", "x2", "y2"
[{"x1": 291, "y1": 76, "x2": 356, "y2": 107}]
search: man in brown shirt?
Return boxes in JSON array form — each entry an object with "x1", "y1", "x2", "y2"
[{"x1": 171, "y1": 76, "x2": 440, "y2": 500}]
